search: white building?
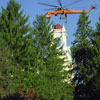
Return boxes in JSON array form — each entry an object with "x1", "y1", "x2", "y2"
[
  {"x1": 53, "y1": 24, "x2": 73, "y2": 82},
  {"x1": 53, "y1": 24, "x2": 71, "y2": 63}
]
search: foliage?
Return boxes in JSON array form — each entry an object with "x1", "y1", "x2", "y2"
[
  {"x1": 71, "y1": 12, "x2": 97, "y2": 100},
  {"x1": 29, "y1": 15, "x2": 74, "y2": 100},
  {"x1": 0, "y1": 0, "x2": 30, "y2": 62},
  {"x1": 0, "y1": 0, "x2": 74, "y2": 100},
  {"x1": 0, "y1": 0, "x2": 31, "y2": 98},
  {"x1": 87, "y1": 17, "x2": 100, "y2": 100},
  {"x1": 0, "y1": 37, "x2": 16, "y2": 98}
]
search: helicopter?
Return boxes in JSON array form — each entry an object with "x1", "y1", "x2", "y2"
[{"x1": 38, "y1": 0, "x2": 95, "y2": 22}]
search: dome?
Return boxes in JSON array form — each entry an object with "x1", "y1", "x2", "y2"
[{"x1": 54, "y1": 24, "x2": 62, "y2": 29}]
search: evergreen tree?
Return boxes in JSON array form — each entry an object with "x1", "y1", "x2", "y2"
[
  {"x1": 27, "y1": 15, "x2": 74, "y2": 100},
  {"x1": 0, "y1": 0, "x2": 31, "y2": 63},
  {"x1": 71, "y1": 12, "x2": 96, "y2": 100},
  {"x1": 0, "y1": 0, "x2": 74, "y2": 99},
  {"x1": 0, "y1": 36, "x2": 17, "y2": 98},
  {"x1": 0, "y1": 0, "x2": 31, "y2": 98},
  {"x1": 16, "y1": 15, "x2": 74, "y2": 100},
  {"x1": 87, "y1": 17, "x2": 100, "y2": 100}
]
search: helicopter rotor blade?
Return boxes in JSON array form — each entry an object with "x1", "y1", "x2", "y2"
[
  {"x1": 66, "y1": 0, "x2": 84, "y2": 7},
  {"x1": 89, "y1": 1, "x2": 100, "y2": 7},
  {"x1": 57, "y1": 0, "x2": 62, "y2": 6},
  {"x1": 38, "y1": 2, "x2": 59, "y2": 7},
  {"x1": 43, "y1": 8, "x2": 57, "y2": 11}
]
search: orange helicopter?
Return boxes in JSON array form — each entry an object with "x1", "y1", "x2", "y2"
[{"x1": 38, "y1": 0, "x2": 95, "y2": 20}]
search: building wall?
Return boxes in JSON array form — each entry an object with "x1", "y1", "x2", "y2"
[
  {"x1": 53, "y1": 24, "x2": 73, "y2": 82},
  {"x1": 53, "y1": 25, "x2": 71, "y2": 62}
]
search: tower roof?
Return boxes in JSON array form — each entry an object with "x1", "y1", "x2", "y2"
[{"x1": 54, "y1": 24, "x2": 62, "y2": 29}]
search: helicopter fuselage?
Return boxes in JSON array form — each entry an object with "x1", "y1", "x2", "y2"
[{"x1": 45, "y1": 6, "x2": 95, "y2": 19}]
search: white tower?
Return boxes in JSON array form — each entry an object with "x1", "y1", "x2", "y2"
[
  {"x1": 53, "y1": 24, "x2": 73, "y2": 82},
  {"x1": 53, "y1": 24, "x2": 71, "y2": 62}
]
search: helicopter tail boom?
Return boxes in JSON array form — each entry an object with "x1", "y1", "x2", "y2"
[
  {"x1": 87, "y1": 6, "x2": 95, "y2": 13},
  {"x1": 64, "y1": 6, "x2": 95, "y2": 14}
]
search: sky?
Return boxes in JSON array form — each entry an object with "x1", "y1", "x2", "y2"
[{"x1": 0, "y1": 0, "x2": 100, "y2": 46}]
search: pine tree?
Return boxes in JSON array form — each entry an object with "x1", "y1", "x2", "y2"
[
  {"x1": 15, "y1": 15, "x2": 74, "y2": 100},
  {"x1": 87, "y1": 17, "x2": 100, "y2": 100},
  {"x1": 28, "y1": 15, "x2": 74, "y2": 100},
  {"x1": 0, "y1": 0, "x2": 31, "y2": 98},
  {"x1": 0, "y1": 0, "x2": 31, "y2": 63},
  {"x1": 0, "y1": 36, "x2": 17, "y2": 98},
  {"x1": 71, "y1": 12, "x2": 96, "y2": 100},
  {"x1": 0, "y1": 0, "x2": 74, "y2": 99}
]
